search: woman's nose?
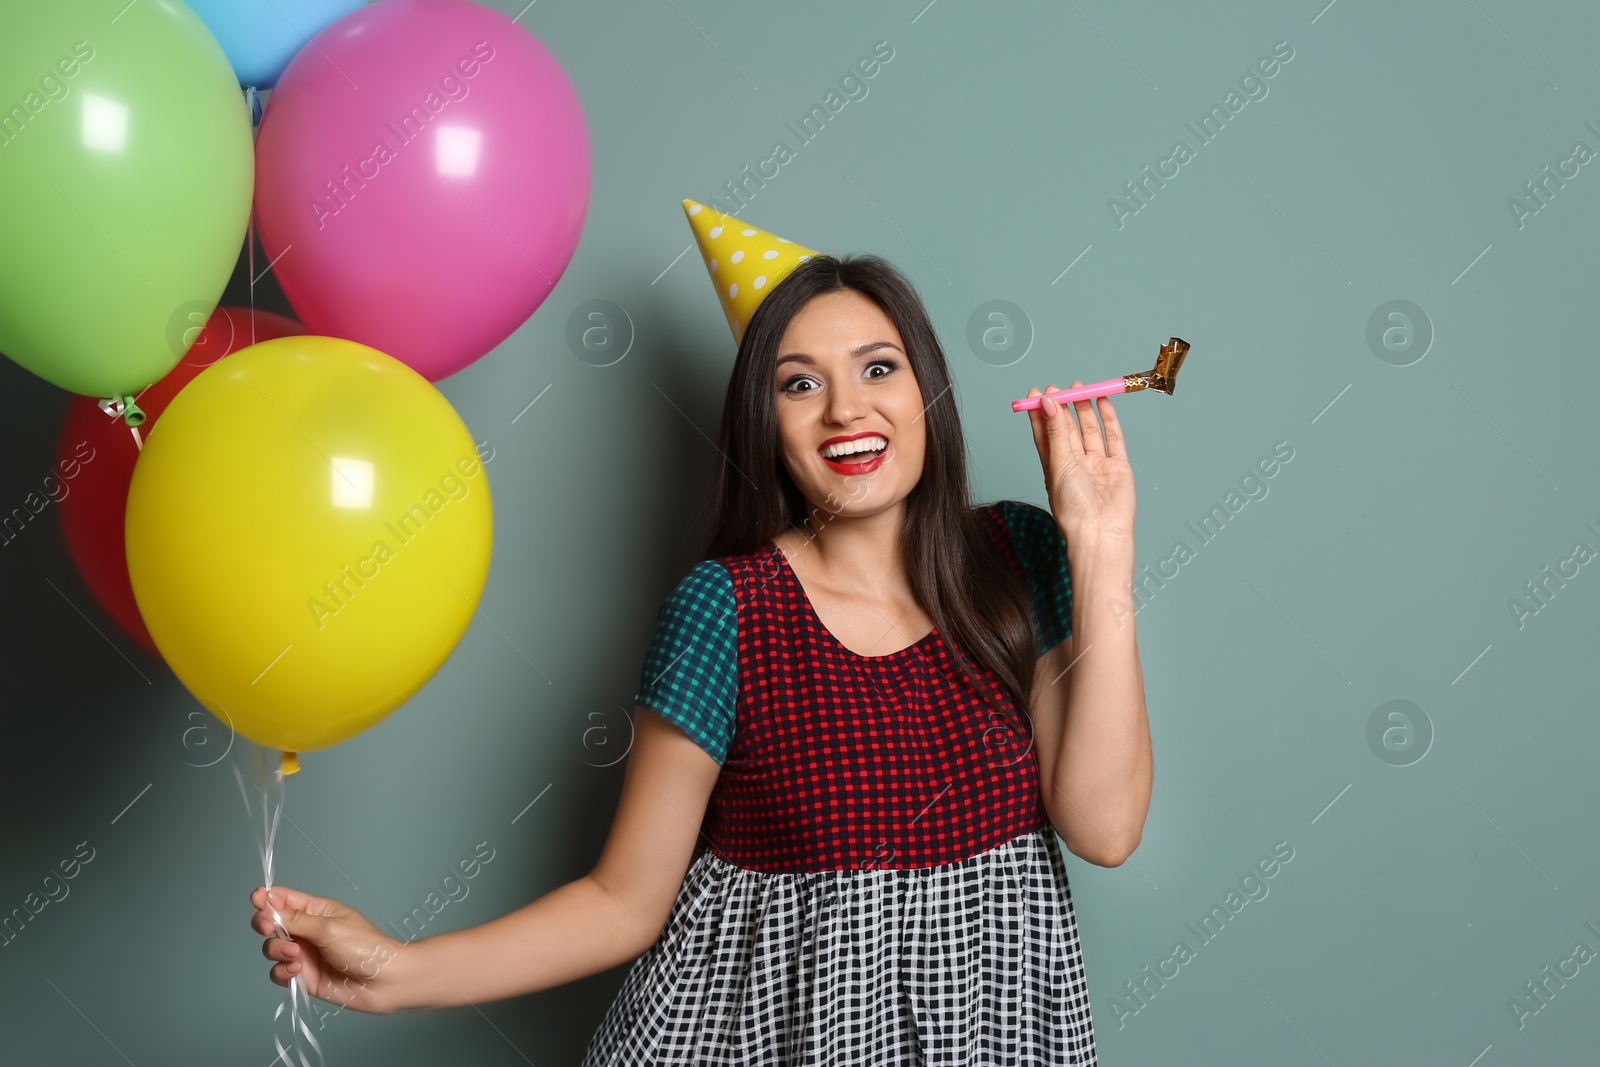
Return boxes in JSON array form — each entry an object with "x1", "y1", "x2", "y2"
[{"x1": 824, "y1": 379, "x2": 864, "y2": 424}]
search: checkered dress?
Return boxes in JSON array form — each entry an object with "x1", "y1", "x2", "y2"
[{"x1": 582, "y1": 501, "x2": 1098, "y2": 1065}]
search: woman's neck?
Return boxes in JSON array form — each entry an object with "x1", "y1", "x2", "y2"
[{"x1": 779, "y1": 501, "x2": 909, "y2": 593}]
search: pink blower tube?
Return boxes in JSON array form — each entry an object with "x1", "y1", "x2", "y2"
[{"x1": 1011, "y1": 337, "x2": 1191, "y2": 412}]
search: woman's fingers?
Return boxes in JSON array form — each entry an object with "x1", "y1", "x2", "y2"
[
  {"x1": 1069, "y1": 381, "x2": 1104, "y2": 455},
  {"x1": 1097, "y1": 389, "x2": 1126, "y2": 459},
  {"x1": 251, "y1": 885, "x2": 327, "y2": 994},
  {"x1": 253, "y1": 885, "x2": 342, "y2": 943},
  {"x1": 251, "y1": 906, "x2": 285, "y2": 938},
  {"x1": 1042, "y1": 382, "x2": 1085, "y2": 459},
  {"x1": 262, "y1": 936, "x2": 300, "y2": 962},
  {"x1": 1025, "y1": 386, "x2": 1048, "y2": 462},
  {"x1": 251, "y1": 884, "x2": 330, "y2": 919},
  {"x1": 264, "y1": 885, "x2": 334, "y2": 917}
]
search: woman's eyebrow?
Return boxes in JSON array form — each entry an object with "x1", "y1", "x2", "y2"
[{"x1": 776, "y1": 341, "x2": 903, "y2": 368}]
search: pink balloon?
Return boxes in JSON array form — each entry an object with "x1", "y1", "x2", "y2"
[{"x1": 253, "y1": 0, "x2": 590, "y2": 380}]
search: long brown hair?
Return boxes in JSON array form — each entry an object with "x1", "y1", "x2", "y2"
[{"x1": 703, "y1": 253, "x2": 1041, "y2": 715}]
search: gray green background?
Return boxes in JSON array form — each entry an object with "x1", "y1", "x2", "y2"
[{"x1": 3, "y1": 0, "x2": 1598, "y2": 1063}]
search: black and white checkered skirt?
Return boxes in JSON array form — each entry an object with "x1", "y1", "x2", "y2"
[{"x1": 581, "y1": 827, "x2": 1098, "y2": 1065}]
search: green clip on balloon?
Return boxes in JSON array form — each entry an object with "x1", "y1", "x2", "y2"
[{"x1": 0, "y1": 3, "x2": 254, "y2": 399}]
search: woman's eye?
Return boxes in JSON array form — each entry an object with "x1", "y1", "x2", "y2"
[{"x1": 781, "y1": 360, "x2": 899, "y2": 395}]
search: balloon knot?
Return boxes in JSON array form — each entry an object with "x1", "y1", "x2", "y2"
[{"x1": 98, "y1": 395, "x2": 145, "y2": 426}]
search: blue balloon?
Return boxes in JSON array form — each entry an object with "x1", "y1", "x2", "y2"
[{"x1": 188, "y1": 0, "x2": 368, "y2": 89}]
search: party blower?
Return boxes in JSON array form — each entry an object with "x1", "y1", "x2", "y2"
[{"x1": 1011, "y1": 336, "x2": 1191, "y2": 412}]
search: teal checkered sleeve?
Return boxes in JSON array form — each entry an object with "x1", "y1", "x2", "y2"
[
  {"x1": 998, "y1": 500, "x2": 1074, "y2": 655},
  {"x1": 634, "y1": 560, "x2": 738, "y2": 765}
]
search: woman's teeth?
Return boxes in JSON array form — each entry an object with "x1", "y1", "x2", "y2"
[{"x1": 821, "y1": 436, "x2": 888, "y2": 459}]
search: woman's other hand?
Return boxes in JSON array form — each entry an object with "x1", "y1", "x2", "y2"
[
  {"x1": 1025, "y1": 381, "x2": 1136, "y2": 547},
  {"x1": 249, "y1": 885, "x2": 404, "y2": 1015}
]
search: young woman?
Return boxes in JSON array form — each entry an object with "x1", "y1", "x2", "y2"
[{"x1": 249, "y1": 254, "x2": 1152, "y2": 1064}]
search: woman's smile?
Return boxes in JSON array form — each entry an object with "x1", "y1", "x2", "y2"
[{"x1": 818, "y1": 431, "x2": 890, "y2": 475}]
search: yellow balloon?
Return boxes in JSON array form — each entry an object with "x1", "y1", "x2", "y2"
[{"x1": 126, "y1": 336, "x2": 493, "y2": 754}]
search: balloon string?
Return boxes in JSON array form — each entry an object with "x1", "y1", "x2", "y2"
[
  {"x1": 272, "y1": 980, "x2": 325, "y2": 1067},
  {"x1": 232, "y1": 745, "x2": 325, "y2": 1067}
]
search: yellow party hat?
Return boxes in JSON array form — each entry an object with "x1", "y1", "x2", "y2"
[{"x1": 682, "y1": 199, "x2": 818, "y2": 344}]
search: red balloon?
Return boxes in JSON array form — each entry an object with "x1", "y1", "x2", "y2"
[{"x1": 55, "y1": 308, "x2": 306, "y2": 652}]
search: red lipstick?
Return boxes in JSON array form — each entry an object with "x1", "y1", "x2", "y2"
[{"x1": 817, "y1": 431, "x2": 889, "y2": 476}]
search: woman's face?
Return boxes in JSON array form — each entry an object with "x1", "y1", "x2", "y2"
[{"x1": 773, "y1": 289, "x2": 927, "y2": 520}]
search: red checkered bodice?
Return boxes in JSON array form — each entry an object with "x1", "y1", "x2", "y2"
[{"x1": 699, "y1": 506, "x2": 1052, "y2": 873}]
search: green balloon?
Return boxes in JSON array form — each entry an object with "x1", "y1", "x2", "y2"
[{"x1": 0, "y1": 2, "x2": 253, "y2": 398}]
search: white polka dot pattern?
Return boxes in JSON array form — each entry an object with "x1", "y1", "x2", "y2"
[{"x1": 681, "y1": 198, "x2": 820, "y2": 345}]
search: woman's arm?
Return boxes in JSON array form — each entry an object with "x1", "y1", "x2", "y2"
[
  {"x1": 386, "y1": 707, "x2": 722, "y2": 1010},
  {"x1": 1019, "y1": 379, "x2": 1152, "y2": 867},
  {"x1": 1029, "y1": 537, "x2": 1152, "y2": 867},
  {"x1": 253, "y1": 706, "x2": 722, "y2": 1012}
]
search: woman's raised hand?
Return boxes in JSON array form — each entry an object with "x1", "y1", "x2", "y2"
[
  {"x1": 249, "y1": 885, "x2": 405, "y2": 1015},
  {"x1": 1024, "y1": 381, "x2": 1136, "y2": 547}
]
